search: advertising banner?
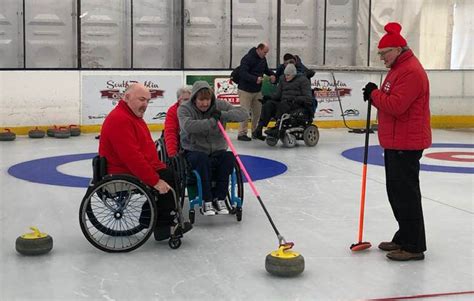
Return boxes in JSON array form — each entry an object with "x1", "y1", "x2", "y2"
[
  {"x1": 311, "y1": 72, "x2": 381, "y2": 121},
  {"x1": 82, "y1": 73, "x2": 183, "y2": 125}
]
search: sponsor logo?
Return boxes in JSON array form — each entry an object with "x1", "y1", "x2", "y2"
[
  {"x1": 152, "y1": 112, "x2": 167, "y2": 120},
  {"x1": 342, "y1": 109, "x2": 360, "y2": 117},
  {"x1": 312, "y1": 79, "x2": 352, "y2": 102},
  {"x1": 214, "y1": 78, "x2": 239, "y2": 105},
  {"x1": 316, "y1": 108, "x2": 334, "y2": 117},
  {"x1": 88, "y1": 113, "x2": 107, "y2": 120},
  {"x1": 100, "y1": 80, "x2": 165, "y2": 105}
]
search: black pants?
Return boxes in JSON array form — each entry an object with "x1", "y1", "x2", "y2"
[
  {"x1": 185, "y1": 150, "x2": 235, "y2": 202},
  {"x1": 259, "y1": 100, "x2": 304, "y2": 127},
  {"x1": 384, "y1": 149, "x2": 426, "y2": 253},
  {"x1": 141, "y1": 168, "x2": 178, "y2": 227}
]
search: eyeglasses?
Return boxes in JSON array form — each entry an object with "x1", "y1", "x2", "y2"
[{"x1": 377, "y1": 48, "x2": 395, "y2": 57}]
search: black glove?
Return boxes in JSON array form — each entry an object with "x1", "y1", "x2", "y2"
[
  {"x1": 210, "y1": 109, "x2": 222, "y2": 121},
  {"x1": 362, "y1": 82, "x2": 378, "y2": 101}
]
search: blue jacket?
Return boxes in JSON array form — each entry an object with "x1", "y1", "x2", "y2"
[{"x1": 238, "y1": 47, "x2": 275, "y2": 93}]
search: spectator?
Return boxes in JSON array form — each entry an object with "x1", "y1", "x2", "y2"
[
  {"x1": 237, "y1": 42, "x2": 276, "y2": 141},
  {"x1": 253, "y1": 63, "x2": 312, "y2": 139}
]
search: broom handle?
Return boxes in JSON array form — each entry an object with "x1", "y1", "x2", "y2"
[
  {"x1": 217, "y1": 121, "x2": 284, "y2": 240},
  {"x1": 357, "y1": 99, "x2": 372, "y2": 242}
]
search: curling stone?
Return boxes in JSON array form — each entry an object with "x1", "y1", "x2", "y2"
[
  {"x1": 28, "y1": 127, "x2": 45, "y2": 139},
  {"x1": 54, "y1": 127, "x2": 71, "y2": 139},
  {"x1": 265, "y1": 244, "x2": 305, "y2": 277},
  {"x1": 16, "y1": 227, "x2": 53, "y2": 256},
  {"x1": 46, "y1": 126, "x2": 58, "y2": 137},
  {"x1": 0, "y1": 129, "x2": 16, "y2": 141},
  {"x1": 69, "y1": 124, "x2": 81, "y2": 136}
]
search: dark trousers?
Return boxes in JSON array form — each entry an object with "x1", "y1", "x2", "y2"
[
  {"x1": 384, "y1": 149, "x2": 426, "y2": 253},
  {"x1": 259, "y1": 100, "x2": 304, "y2": 127},
  {"x1": 153, "y1": 168, "x2": 178, "y2": 226},
  {"x1": 185, "y1": 150, "x2": 235, "y2": 202}
]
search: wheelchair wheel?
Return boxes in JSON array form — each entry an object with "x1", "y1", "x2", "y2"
[
  {"x1": 303, "y1": 125, "x2": 319, "y2": 147},
  {"x1": 266, "y1": 136, "x2": 278, "y2": 146},
  {"x1": 225, "y1": 160, "x2": 244, "y2": 215},
  {"x1": 282, "y1": 133, "x2": 297, "y2": 148},
  {"x1": 79, "y1": 175, "x2": 156, "y2": 253}
]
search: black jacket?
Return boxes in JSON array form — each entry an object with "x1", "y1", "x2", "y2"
[
  {"x1": 272, "y1": 75, "x2": 312, "y2": 109},
  {"x1": 238, "y1": 47, "x2": 275, "y2": 93}
]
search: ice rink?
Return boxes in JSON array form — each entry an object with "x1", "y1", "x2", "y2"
[{"x1": 1, "y1": 128, "x2": 472, "y2": 301}]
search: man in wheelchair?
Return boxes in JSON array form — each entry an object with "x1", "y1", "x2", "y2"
[
  {"x1": 252, "y1": 63, "x2": 313, "y2": 139},
  {"x1": 99, "y1": 83, "x2": 192, "y2": 241},
  {"x1": 178, "y1": 81, "x2": 248, "y2": 216}
]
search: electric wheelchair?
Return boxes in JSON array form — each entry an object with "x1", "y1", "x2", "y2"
[
  {"x1": 155, "y1": 136, "x2": 244, "y2": 224},
  {"x1": 79, "y1": 156, "x2": 187, "y2": 252},
  {"x1": 265, "y1": 94, "x2": 319, "y2": 148}
]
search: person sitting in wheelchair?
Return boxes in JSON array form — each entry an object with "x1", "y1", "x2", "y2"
[
  {"x1": 252, "y1": 63, "x2": 313, "y2": 139},
  {"x1": 178, "y1": 81, "x2": 248, "y2": 216},
  {"x1": 163, "y1": 86, "x2": 192, "y2": 159},
  {"x1": 99, "y1": 83, "x2": 192, "y2": 241}
]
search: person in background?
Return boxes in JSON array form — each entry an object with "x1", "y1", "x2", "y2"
[
  {"x1": 274, "y1": 53, "x2": 314, "y2": 83},
  {"x1": 253, "y1": 63, "x2": 312, "y2": 139},
  {"x1": 164, "y1": 85, "x2": 192, "y2": 158},
  {"x1": 178, "y1": 81, "x2": 247, "y2": 215},
  {"x1": 236, "y1": 42, "x2": 276, "y2": 141},
  {"x1": 99, "y1": 83, "x2": 192, "y2": 241},
  {"x1": 363, "y1": 22, "x2": 431, "y2": 261}
]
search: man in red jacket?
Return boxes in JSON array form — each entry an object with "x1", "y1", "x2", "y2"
[
  {"x1": 99, "y1": 83, "x2": 191, "y2": 241},
  {"x1": 164, "y1": 86, "x2": 192, "y2": 157},
  {"x1": 363, "y1": 22, "x2": 431, "y2": 261}
]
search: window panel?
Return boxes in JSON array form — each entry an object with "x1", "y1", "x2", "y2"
[
  {"x1": 280, "y1": 0, "x2": 324, "y2": 67},
  {"x1": 325, "y1": 0, "x2": 360, "y2": 66},
  {"x1": 232, "y1": 0, "x2": 277, "y2": 68},
  {"x1": 25, "y1": 0, "x2": 77, "y2": 68},
  {"x1": 0, "y1": 0, "x2": 24, "y2": 68},
  {"x1": 133, "y1": 0, "x2": 181, "y2": 68},
  {"x1": 183, "y1": 0, "x2": 230, "y2": 68},
  {"x1": 81, "y1": 0, "x2": 130, "y2": 68}
]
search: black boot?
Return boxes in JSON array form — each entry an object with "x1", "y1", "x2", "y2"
[{"x1": 252, "y1": 125, "x2": 266, "y2": 141}]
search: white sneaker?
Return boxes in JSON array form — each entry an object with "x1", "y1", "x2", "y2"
[
  {"x1": 202, "y1": 202, "x2": 216, "y2": 216},
  {"x1": 215, "y1": 200, "x2": 229, "y2": 215}
]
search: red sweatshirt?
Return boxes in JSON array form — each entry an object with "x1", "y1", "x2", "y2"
[
  {"x1": 164, "y1": 102, "x2": 180, "y2": 157},
  {"x1": 99, "y1": 100, "x2": 166, "y2": 186},
  {"x1": 371, "y1": 49, "x2": 431, "y2": 150}
]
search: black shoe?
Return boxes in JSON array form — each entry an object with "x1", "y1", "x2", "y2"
[
  {"x1": 264, "y1": 127, "x2": 279, "y2": 137},
  {"x1": 237, "y1": 135, "x2": 251, "y2": 141},
  {"x1": 252, "y1": 129, "x2": 266, "y2": 141},
  {"x1": 154, "y1": 225, "x2": 171, "y2": 241}
]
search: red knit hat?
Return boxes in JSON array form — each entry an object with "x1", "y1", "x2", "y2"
[{"x1": 378, "y1": 22, "x2": 407, "y2": 49}]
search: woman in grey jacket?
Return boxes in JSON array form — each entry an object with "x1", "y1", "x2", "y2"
[{"x1": 178, "y1": 81, "x2": 248, "y2": 215}]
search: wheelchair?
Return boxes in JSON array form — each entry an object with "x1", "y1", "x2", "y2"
[
  {"x1": 79, "y1": 156, "x2": 186, "y2": 252},
  {"x1": 265, "y1": 96, "x2": 320, "y2": 148},
  {"x1": 155, "y1": 137, "x2": 244, "y2": 224}
]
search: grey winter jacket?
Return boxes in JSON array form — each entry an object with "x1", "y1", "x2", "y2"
[{"x1": 178, "y1": 81, "x2": 248, "y2": 154}]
